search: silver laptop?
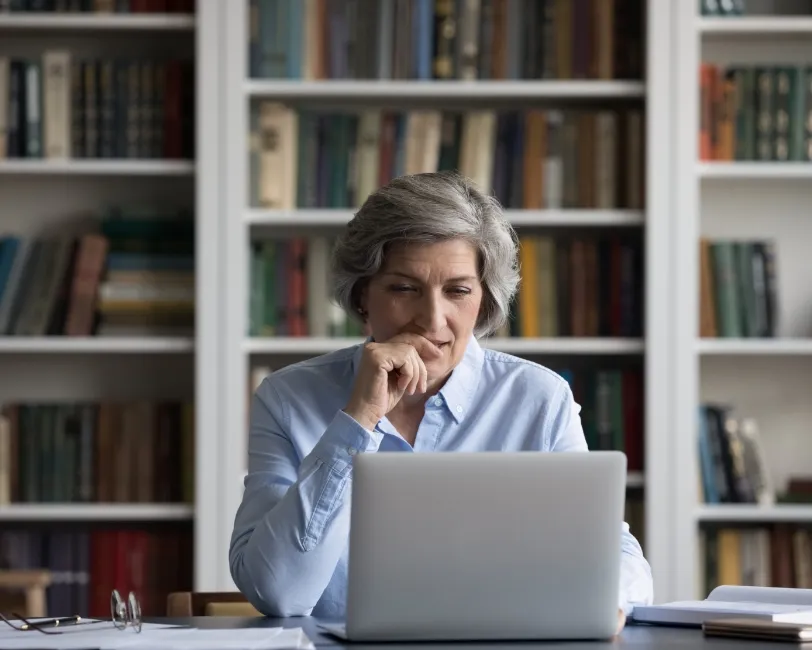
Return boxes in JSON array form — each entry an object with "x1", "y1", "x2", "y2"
[{"x1": 323, "y1": 450, "x2": 627, "y2": 641}]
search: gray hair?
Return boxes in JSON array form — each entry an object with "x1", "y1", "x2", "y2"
[{"x1": 331, "y1": 171, "x2": 520, "y2": 337}]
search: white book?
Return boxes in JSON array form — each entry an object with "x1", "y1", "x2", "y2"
[
  {"x1": 355, "y1": 110, "x2": 382, "y2": 204},
  {"x1": 43, "y1": 50, "x2": 71, "y2": 159},
  {"x1": 258, "y1": 102, "x2": 297, "y2": 210},
  {"x1": 306, "y1": 236, "x2": 330, "y2": 338},
  {"x1": 632, "y1": 585, "x2": 812, "y2": 627}
]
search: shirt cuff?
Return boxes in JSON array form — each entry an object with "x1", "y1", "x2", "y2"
[
  {"x1": 619, "y1": 595, "x2": 633, "y2": 618},
  {"x1": 312, "y1": 410, "x2": 384, "y2": 475}
]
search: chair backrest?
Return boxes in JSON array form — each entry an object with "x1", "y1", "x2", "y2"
[
  {"x1": 0, "y1": 570, "x2": 51, "y2": 617},
  {"x1": 166, "y1": 592, "x2": 262, "y2": 617}
]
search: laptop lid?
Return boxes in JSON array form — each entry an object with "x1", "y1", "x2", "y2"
[{"x1": 345, "y1": 451, "x2": 626, "y2": 641}]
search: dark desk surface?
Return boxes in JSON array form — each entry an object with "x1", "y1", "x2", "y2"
[{"x1": 155, "y1": 616, "x2": 796, "y2": 649}]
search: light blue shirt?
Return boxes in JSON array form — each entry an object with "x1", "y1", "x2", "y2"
[{"x1": 230, "y1": 335, "x2": 654, "y2": 619}]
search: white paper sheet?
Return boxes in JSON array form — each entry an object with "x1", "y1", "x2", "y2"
[
  {"x1": 0, "y1": 622, "x2": 314, "y2": 650},
  {"x1": 115, "y1": 628, "x2": 314, "y2": 650},
  {"x1": 0, "y1": 620, "x2": 185, "y2": 649}
]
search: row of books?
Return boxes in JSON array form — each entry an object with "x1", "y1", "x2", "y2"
[
  {"x1": 698, "y1": 0, "x2": 812, "y2": 16},
  {"x1": 701, "y1": 525, "x2": 811, "y2": 593},
  {"x1": 247, "y1": 234, "x2": 644, "y2": 339},
  {"x1": 251, "y1": 104, "x2": 645, "y2": 211},
  {"x1": 0, "y1": 400, "x2": 195, "y2": 504},
  {"x1": 249, "y1": 237, "x2": 365, "y2": 338},
  {"x1": 778, "y1": 477, "x2": 812, "y2": 505},
  {"x1": 516, "y1": 234, "x2": 643, "y2": 338},
  {"x1": 699, "y1": 0, "x2": 745, "y2": 15},
  {"x1": 699, "y1": 238, "x2": 778, "y2": 339},
  {"x1": 1, "y1": 0, "x2": 194, "y2": 11},
  {"x1": 698, "y1": 404, "x2": 770, "y2": 506},
  {"x1": 248, "y1": 0, "x2": 644, "y2": 81},
  {"x1": 0, "y1": 526, "x2": 192, "y2": 617},
  {"x1": 0, "y1": 53, "x2": 195, "y2": 160},
  {"x1": 558, "y1": 366, "x2": 643, "y2": 471},
  {"x1": 0, "y1": 208, "x2": 195, "y2": 338},
  {"x1": 699, "y1": 64, "x2": 812, "y2": 162}
]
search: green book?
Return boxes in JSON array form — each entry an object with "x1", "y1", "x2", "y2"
[
  {"x1": 261, "y1": 241, "x2": 277, "y2": 336},
  {"x1": 700, "y1": 0, "x2": 720, "y2": 16},
  {"x1": 735, "y1": 242, "x2": 757, "y2": 338},
  {"x1": 711, "y1": 242, "x2": 743, "y2": 338},
  {"x1": 754, "y1": 68, "x2": 775, "y2": 161},
  {"x1": 729, "y1": 67, "x2": 755, "y2": 161},
  {"x1": 773, "y1": 67, "x2": 794, "y2": 161}
]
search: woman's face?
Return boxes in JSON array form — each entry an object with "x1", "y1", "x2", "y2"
[{"x1": 361, "y1": 239, "x2": 483, "y2": 383}]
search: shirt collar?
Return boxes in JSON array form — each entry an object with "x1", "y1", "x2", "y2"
[
  {"x1": 437, "y1": 334, "x2": 484, "y2": 424},
  {"x1": 350, "y1": 334, "x2": 484, "y2": 425}
]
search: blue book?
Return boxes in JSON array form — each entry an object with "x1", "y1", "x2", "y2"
[
  {"x1": 0, "y1": 237, "x2": 20, "y2": 307},
  {"x1": 412, "y1": 0, "x2": 432, "y2": 80},
  {"x1": 106, "y1": 253, "x2": 194, "y2": 272}
]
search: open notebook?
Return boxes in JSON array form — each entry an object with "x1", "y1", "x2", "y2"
[{"x1": 632, "y1": 586, "x2": 812, "y2": 627}]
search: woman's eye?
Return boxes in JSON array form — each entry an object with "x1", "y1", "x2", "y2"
[
  {"x1": 448, "y1": 287, "x2": 471, "y2": 297},
  {"x1": 390, "y1": 285, "x2": 414, "y2": 293}
]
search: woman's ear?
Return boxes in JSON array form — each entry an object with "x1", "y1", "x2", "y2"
[{"x1": 357, "y1": 284, "x2": 369, "y2": 320}]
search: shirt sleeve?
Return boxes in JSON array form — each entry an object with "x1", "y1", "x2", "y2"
[
  {"x1": 547, "y1": 379, "x2": 654, "y2": 616},
  {"x1": 229, "y1": 378, "x2": 383, "y2": 617}
]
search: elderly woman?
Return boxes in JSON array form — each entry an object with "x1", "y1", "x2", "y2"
[{"x1": 229, "y1": 171, "x2": 653, "y2": 631}]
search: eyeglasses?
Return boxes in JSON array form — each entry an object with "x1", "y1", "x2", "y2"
[
  {"x1": 111, "y1": 589, "x2": 142, "y2": 633},
  {"x1": 0, "y1": 590, "x2": 142, "y2": 635}
]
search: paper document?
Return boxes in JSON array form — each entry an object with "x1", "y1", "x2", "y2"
[
  {"x1": 0, "y1": 620, "x2": 313, "y2": 650},
  {"x1": 632, "y1": 585, "x2": 812, "y2": 628},
  {"x1": 633, "y1": 600, "x2": 812, "y2": 626},
  {"x1": 119, "y1": 628, "x2": 314, "y2": 650},
  {"x1": 0, "y1": 621, "x2": 180, "y2": 650}
]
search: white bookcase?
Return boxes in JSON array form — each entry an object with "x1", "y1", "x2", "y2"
[
  {"x1": 213, "y1": 0, "x2": 679, "y2": 601},
  {"x1": 672, "y1": 0, "x2": 812, "y2": 601},
  {"x1": 0, "y1": 2, "x2": 226, "y2": 595}
]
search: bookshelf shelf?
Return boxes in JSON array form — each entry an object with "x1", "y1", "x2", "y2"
[
  {"x1": 243, "y1": 337, "x2": 645, "y2": 356},
  {"x1": 0, "y1": 504, "x2": 194, "y2": 522},
  {"x1": 0, "y1": 337, "x2": 194, "y2": 354},
  {"x1": 695, "y1": 505, "x2": 812, "y2": 523},
  {"x1": 244, "y1": 337, "x2": 362, "y2": 355},
  {"x1": 246, "y1": 209, "x2": 646, "y2": 228},
  {"x1": 698, "y1": 339, "x2": 812, "y2": 355},
  {"x1": 482, "y1": 337, "x2": 645, "y2": 355},
  {"x1": 698, "y1": 162, "x2": 812, "y2": 179},
  {"x1": 674, "y1": 0, "x2": 812, "y2": 602},
  {"x1": 698, "y1": 16, "x2": 812, "y2": 35},
  {"x1": 0, "y1": 14, "x2": 196, "y2": 31},
  {"x1": 244, "y1": 80, "x2": 647, "y2": 100},
  {"x1": 0, "y1": 0, "x2": 213, "y2": 603},
  {"x1": 0, "y1": 160, "x2": 195, "y2": 176}
]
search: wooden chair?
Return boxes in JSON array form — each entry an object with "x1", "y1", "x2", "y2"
[
  {"x1": 0, "y1": 570, "x2": 52, "y2": 617},
  {"x1": 166, "y1": 592, "x2": 263, "y2": 617}
]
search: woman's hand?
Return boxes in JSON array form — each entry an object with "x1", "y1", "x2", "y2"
[
  {"x1": 615, "y1": 609, "x2": 626, "y2": 636},
  {"x1": 343, "y1": 333, "x2": 443, "y2": 431}
]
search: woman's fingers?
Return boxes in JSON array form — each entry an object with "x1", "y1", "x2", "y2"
[
  {"x1": 376, "y1": 341, "x2": 430, "y2": 398},
  {"x1": 395, "y1": 353, "x2": 412, "y2": 392},
  {"x1": 410, "y1": 347, "x2": 427, "y2": 394},
  {"x1": 408, "y1": 350, "x2": 422, "y2": 395}
]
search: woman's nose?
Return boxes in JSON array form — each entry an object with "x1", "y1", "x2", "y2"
[{"x1": 414, "y1": 293, "x2": 445, "y2": 332}]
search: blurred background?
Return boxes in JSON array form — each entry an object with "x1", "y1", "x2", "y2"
[{"x1": 0, "y1": 0, "x2": 809, "y2": 619}]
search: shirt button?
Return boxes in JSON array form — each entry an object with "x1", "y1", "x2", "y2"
[
  {"x1": 455, "y1": 405, "x2": 463, "y2": 413},
  {"x1": 347, "y1": 447, "x2": 358, "y2": 456},
  {"x1": 433, "y1": 396, "x2": 443, "y2": 406}
]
